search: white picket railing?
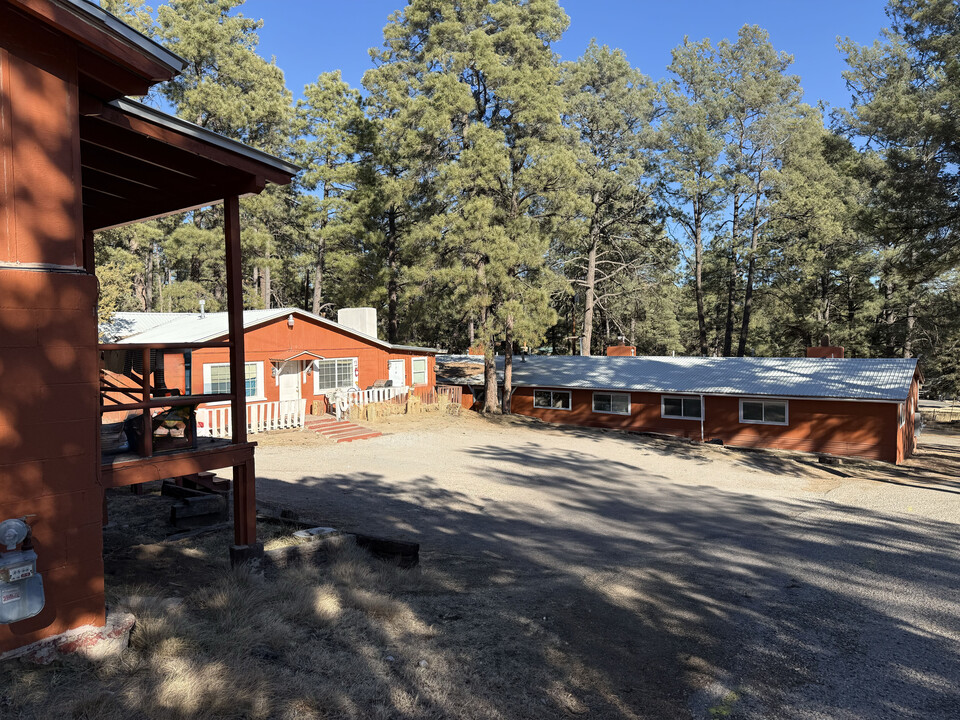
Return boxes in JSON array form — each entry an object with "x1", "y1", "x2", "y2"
[
  {"x1": 197, "y1": 398, "x2": 307, "y2": 438},
  {"x1": 330, "y1": 385, "x2": 407, "y2": 420}
]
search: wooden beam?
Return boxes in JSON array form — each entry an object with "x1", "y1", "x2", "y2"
[
  {"x1": 80, "y1": 119, "x2": 212, "y2": 182},
  {"x1": 100, "y1": 442, "x2": 256, "y2": 488},
  {"x1": 224, "y1": 193, "x2": 256, "y2": 547},
  {"x1": 83, "y1": 183, "x2": 258, "y2": 233},
  {"x1": 233, "y1": 458, "x2": 256, "y2": 546},
  {"x1": 224, "y1": 195, "x2": 247, "y2": 446}
]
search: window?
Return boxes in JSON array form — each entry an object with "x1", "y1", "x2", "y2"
[
  {"x1": 739, "y1": 399, "x2": 789, "y2": 425},
  {"x1": 593, "y1": 392, "x2": 630, "y2": 415},
  {"x1": 313, "y1": 358, "x2": 356, "y2": 393},
  {"x1": 661, "y1": 395, "x2": 702, "y2": 419},
  {"x1": 533, "y1": 389, "x2": 571, "y2": 411},
  {"x1": 203, "y1": 362, "x2": 262, "y2": 399},
  {"x1": 411, "y1": 357, "x2": 428, "y2": 385},
  {"x1": 898, "y1": 402, "x2": 905, "y2": 428}
]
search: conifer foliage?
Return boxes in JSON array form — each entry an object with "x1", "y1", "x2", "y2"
[{"x1": 96, "y1": 0, "x2": 960, "y2": 397}]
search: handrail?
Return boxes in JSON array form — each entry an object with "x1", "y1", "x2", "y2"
[{"x1": 103, "y1": 394, "x2": 233, "y2": 412}]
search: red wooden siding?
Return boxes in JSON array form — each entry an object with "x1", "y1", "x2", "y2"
[
  {"x1": 509, "y1": 385, "x2": 915, "y2": 464},
  {"x1": 0, "y1": 17, "x2": 103, "y2": 654},
  {"x1": 0, "y1": 5, "x2": 83, "y2": 268},
  {"x1": 0, "y1": 270, "x2": 104, "y2": 653}
]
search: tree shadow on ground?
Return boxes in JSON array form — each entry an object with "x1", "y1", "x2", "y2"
[{"x1": 252, "y1": 442, "x2": 960, "y2": 720}]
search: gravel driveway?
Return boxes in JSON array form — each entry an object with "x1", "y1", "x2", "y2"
[{"x1": 253, "y1": 414, "x2": 960, "y2": 719}]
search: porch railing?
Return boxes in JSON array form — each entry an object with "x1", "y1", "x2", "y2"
[
  {"x1": 330, "y1": 385, "x2": 407, "y2": 420},
  {"x1": 100, "y1": 342, "x2": 237, "y2": 459},
  {"x1": 331, "y1": 384, "x2": 463, "y2": 419},
  {"x1": 197, "y1": 399, "x2": 307, "y2": 438}
]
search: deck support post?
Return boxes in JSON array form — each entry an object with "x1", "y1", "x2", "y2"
[{"x1": 224, "y1": 194, "x2": 257, "y2": 550}]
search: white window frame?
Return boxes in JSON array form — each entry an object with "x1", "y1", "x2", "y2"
[
  {"x1": 202, "y1": 361, "x2": 265, "y2": 404},
  {"x1": 411, "y1": 356, "x2": 428, "y2": 386},
  {"x1": 739, "y1": 398, "x2": 789, "y2": 426},
  {"x1": 533, "y1": 389, "x2": 572, "y2": 411},
  {"x1": 312, "y1": 357, "x2": 358, "y2": 394},
  {"x1": 592, "y1": 391, "x2": 631, "y2": 416},
  {"x1": 661, "y1": 395, "x2": 703, "y2": 420}
]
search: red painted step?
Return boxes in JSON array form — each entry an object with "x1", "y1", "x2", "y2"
[{"x1": 305, "y1": 414, "x2": 382, "y2": 443}]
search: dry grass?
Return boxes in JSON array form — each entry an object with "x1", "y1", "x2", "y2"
[
  {"x1": 0, "y1": 488, "x2": 572, "y2": 720},
  {"x1": 0, "y1": 536, "x2": 451, "y2": 720}
]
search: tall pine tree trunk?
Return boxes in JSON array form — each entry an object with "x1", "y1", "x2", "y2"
[
  {"x1": 904, "y1": 300, "x2": 915, "y2": 358},
  {"x1": 478, "y1": 260, "x2": 499, "y2": 414},
  {"x1": 312, "y1": 238, "x2": 326, "y2": 315},
  {"x1": 503, "y1": 315, "x2": 514, "y2": 414},
  {"x1": 694, "y1": 206, "x2": 708, "y2": 356},
  {"x1": 736, "y1": 191, "x2": 762, "y2": 357},
  {"x1": 144, "y1": 247, "x2": 154, "y2": 311},
  {"x1": 722, "y1": 191, "x2": 741, "y2": 357},
  {"x1": 883, "y1": 276, "x2": 897, "y2": 356},
  {"x1": 387, "y1": 210, "x2": 399, "y2": 344},
  {"x1": 582, "y1": 207, "x2": 600, "y2": 356},
  {"x1": 262, "y1": 265, "x2": 271, "y2": 309},
  {"x1": 721, "y1": 263, "x2": 737, "y2": 356}
]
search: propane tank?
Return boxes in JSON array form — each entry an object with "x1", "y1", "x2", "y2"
[{"x1": 0, "y1": 518, "x2": 45, "y2": 623}]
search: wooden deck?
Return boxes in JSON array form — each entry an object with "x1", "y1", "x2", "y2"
[{"x1": 101, "y1": 438, "x2": 256, "y2": 488}]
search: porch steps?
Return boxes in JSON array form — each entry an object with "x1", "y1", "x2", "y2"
[{"x1": 304, "y1": 415, "x2": 382, "y2": 443}]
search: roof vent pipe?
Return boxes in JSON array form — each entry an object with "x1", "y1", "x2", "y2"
[{"x1": 199, "y1": 299, "x2": 205, "y2": 319}]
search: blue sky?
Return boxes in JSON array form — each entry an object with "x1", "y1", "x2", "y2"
[{"x1": 242, "y1": 0, "x2": 892, "y2": 111}]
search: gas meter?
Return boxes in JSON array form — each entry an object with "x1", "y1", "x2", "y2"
[{"x1": 0, "y1": 518, "x2": 45, "y2": 624}]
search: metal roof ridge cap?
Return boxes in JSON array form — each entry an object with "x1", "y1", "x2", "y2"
[{"x1": 108, "y1": 98, "x2": 302, "y2": 176}]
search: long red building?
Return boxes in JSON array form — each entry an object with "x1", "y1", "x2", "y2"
[{"x1": 440, "y1": 355, "x2": 922, "y2": 464}]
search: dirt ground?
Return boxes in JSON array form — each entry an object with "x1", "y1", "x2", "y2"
[
  {"x1": 252, "y1": 413, "x2": 960, "y2": 719},
  {"x1": 2, "y1": 414, "x2": 958, "y2": 719}
]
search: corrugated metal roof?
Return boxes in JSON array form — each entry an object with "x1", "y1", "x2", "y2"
[
  {"x1": 436, "y1": 355, "x2": 919, "y2": 402},
  {"x1": 101, "y1": 309, "x2": 440, "y2": 354}
]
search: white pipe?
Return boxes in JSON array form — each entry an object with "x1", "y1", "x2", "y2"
[{"x1": 700, "y1": 394, "x2": 705, "y2": 442}]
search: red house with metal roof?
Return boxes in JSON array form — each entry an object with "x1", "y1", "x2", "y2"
[
  {"x1": 101, "y1": 308, "x2": 440, "y2": 413},
  {"x1": 439, "y1": 355, "x2": 922, "y2": 464}
]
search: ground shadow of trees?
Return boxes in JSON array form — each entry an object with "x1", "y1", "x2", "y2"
[{"x1": 249, "y1": 436, "x2": 960, "y2": 719}]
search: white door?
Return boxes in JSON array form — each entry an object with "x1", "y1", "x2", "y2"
[
  {"x1": 388, "y1": 359, "x2": 406, "y2": 387},
  {"x1": 278, "y1": 363, "x2": 301, "y2": 402}
]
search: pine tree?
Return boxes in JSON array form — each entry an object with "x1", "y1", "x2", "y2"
[
  {"x1": 366, "y1": 0, "x2": 574, "y2": 411},
  {"x1": 560, "y1": 42, "x2": 667, "y2": 355}
]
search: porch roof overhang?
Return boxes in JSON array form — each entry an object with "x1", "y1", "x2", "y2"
[
  {"x1": 80, "y1": 97, "x2": 300, "y2": 232},
  {"x1": 270, "y1": 351, "x2": 327, "y2": 364}
]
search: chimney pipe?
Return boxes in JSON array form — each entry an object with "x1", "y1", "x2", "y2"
[{"x1": 199, "y1": 299, "x2": 205, "y2": 319}]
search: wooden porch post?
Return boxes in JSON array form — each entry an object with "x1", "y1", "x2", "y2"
[{"x1": 224, "y1": 194, "x2": 257, "y2": 551}]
